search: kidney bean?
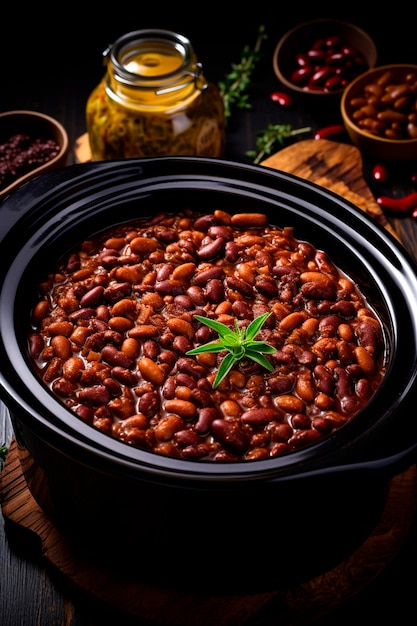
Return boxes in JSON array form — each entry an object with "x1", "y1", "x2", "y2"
[
  {"x1": 155, "y1": 415, "x2": 184, "y2": 441},
  {"x1": 167, "y1": 318, "x2": 195, "y2": 340},
  {"x1": 270, "y1": 91, "x2": 292, "y2": 107},
  {"x1": 205, "y1": 279, "x2": 224, "y2": 303},
  {"x1": 255, "y1": 275, "x2": 279, "y2": 297},
  {"x1": 51, "y1": 335, "x2": 73, "y2": 359},
  {"x1": 42, "y1": 357, "x2": 64, "y2": 383},
  {"x1": 29, "y1": 209, "x2": 386, "y2": 462},
  {"x1": 112, "y1": 366, "x2": 137, "y2": 386},
  {"x1": 172, "y1": 335, "x2": 193, "y2": 354},
  {"x1": 295, "y1": 373, "x2": 316, "y2": 403},
  {"x1": 103, "y1": 282, "x2": 131, "y2": 302},
  {"x1": 77, "y1": 385, "x2": 111, "y2": 406},
  {"x1": 232, "y1": 300, "x2": 253, "y2": 319},
  {"x1": 46, "y1": 321, "x2": 74, "y2": 337},
  {"x1": 197, "y1": 237, "x2": 225, "y2": 260},
  {"x1": 52, "y1": 378, "x2": 78, "y2": 397},
  {"x1": 101, "y1": 345, "x2": 133, "y2": 369},
  {"x1": 241, "y1": 408, "x2": 281, "y2": 425},
  {"x1": 139, "y1": 358, "x2": 166, "y2": 385},
  {"x1": 28, "y1": 332, "x2": 44, "y2": 359},
  {"x1": 231, "y1": 213, "x2": 267, "y2": 228},
  {"x1": 289, "y1": 428, "x2": 323, "y2": 447},
  {"x1": 211, "y1": 419, "x2": 250, "y2": 455},
  {"x1": 226, "y1": 276, "x2": 253, "y2": 297},
  {"x1": 301, "y1": 282, "x2": 337, "y2": 300},
  {"x1": 138, "y1": 392, "x2": 160, "y2": 417},
  {"x1": 372, "y1": 163, "x2": 388, "y2": 183}
]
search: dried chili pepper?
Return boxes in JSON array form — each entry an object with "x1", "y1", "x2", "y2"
[
  {"x1": 314, "y1": 125, "x2": 346, "y2": 140},
  {"x1": 376, "y1": 192, "x2": 417, "y2": 214}
]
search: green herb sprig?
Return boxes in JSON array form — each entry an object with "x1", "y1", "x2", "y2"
[
  {"x1": 0, "y1": 443, "x2": 8, "y2": 468},
  {"x1": 247, "y1": 123, "x2": 312, "y2": 164},
  {"x1": 218, "y1": 25, "x2": 267, "y2": 122},
  {"x1": 186, "y1": 313, "x2": 276, "y2": 389}
]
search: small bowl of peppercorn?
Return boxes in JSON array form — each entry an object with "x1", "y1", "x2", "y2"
[
  {"x1": 0, "y1": 110, "x2": 69, "y2": 201},
  {"x1": 272, "y1": 18, "x2": 377, "y2": 101},
  {"x1": 340, "y1": 64, "x2": 417, "y2": 161}
]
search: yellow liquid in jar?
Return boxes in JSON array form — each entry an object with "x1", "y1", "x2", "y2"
[{"x1": 124, "y1": 49, "x2": 183, "y2": 77}]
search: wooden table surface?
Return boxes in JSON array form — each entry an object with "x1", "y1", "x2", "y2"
[{"x1": 1, "y1": 5, "x2": 417, "y2": 625}]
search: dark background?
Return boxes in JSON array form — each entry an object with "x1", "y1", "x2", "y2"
[{"x1": 1, "y1": 2, "x2": 416, "y2": 164}]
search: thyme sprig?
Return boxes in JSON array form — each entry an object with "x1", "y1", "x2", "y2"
[
  {"x1": 186, "y1": 313, "x2": 276, "y2": 389},
  {"x1": 218, "y1": 25, "x2": 267, "y2": 122},
  {"x1": 247, "y1": 124, "x2": 312, "y2": 164}
]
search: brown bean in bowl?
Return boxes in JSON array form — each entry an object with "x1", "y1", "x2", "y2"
[{"x1": 1, "y1": 157, "x2": 417, "y2": 593}]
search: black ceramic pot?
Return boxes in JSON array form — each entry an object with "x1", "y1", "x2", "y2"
[{"x1": 1, "y1": 157, "x2": 417, "y2": 593}]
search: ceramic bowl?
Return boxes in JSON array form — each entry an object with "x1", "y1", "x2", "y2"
[
  {"x1": 1, "y1": 157, "x2": 417, "y2": 593},
  {"x1": 273, "y1": 18, "x2": 377, "y2": 101},
  {"x1": 0, "y1": 110, "x2": 69, "y2": 200},
  {"x1": 341, "y1": 64, "x2": 417, "y2": 161}
]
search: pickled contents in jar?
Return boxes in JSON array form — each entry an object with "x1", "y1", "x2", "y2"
[{"x1": 86, "y1": 80, "x2": 225, "y2": 160}]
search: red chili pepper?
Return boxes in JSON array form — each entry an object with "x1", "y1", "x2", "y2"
[
  {"x1": 372, "y1": 163, "x2": 388, "y2": 183},
  {"x1": 314, "y1": 125, "x2": 346, "y2": 140},
  {"x1": 270, "y1": 91, "x2": 292, "y2": 107},
  {"x1": 376, "y1": 192, "x2": 417, "y2": 214}
]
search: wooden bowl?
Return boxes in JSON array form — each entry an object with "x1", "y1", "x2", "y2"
[
  {"x1": 273, "y1": 18, "x2": 377, "y2": 101},
  {"x1": 341, "y1": 64, "x2": 417, "y2": 161},
  {"x1": 0, "y1": 110, "x2": 69, "y2": 200}
]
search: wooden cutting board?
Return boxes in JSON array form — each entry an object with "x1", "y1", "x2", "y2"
[
  {"x1": 1, "y1": 440, "x2": 416, "y2": 625},
  {"x1": 261, "y1": 138, "x2": 400, "y2": 241}
]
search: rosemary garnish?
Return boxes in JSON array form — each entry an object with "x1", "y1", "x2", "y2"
[
  {"x1": 247, "y1": 124, "x2": 312, "y2": 164},
  {"x1": 186, "y1": 313, "x2": 276, "y2": 389},
  {"x1": 218, "y1": 25, "x2": 267, "y2": 122}
]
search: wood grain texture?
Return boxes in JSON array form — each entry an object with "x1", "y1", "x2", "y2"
[
  {"x1": 261, "y1": 139, "x2": 401, "y2": 241},
  {"x1": 1, "y1": 439, "x2": 416, "y2": 626}
]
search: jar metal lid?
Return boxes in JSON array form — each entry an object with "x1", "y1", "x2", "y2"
[{"x1": 103, "y1": 29, "x2": 206, "y2": 95}]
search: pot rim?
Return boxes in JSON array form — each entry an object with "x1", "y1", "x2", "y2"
[{"x1": 1, "y1": 156, "x2": 417, "y2": 482}]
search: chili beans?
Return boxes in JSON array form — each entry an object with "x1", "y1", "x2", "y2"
[
  {"x1": 28, "y1": 209, "x2": 386, "y2": 462},
  {"x1": 290, "y1": 35, "x2": 369, "y2": 93},
  {"x1": 0, "y1": 133, "x2": 60, "y2": 191}
]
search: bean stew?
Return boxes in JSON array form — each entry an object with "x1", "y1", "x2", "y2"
[{"x1": 28, "y1": 209, "x2": 386, "y2": 462}]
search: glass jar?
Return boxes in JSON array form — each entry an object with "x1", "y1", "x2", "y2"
[{"x1": 86, "y1": 29, "x2": 226, "y2": 160}]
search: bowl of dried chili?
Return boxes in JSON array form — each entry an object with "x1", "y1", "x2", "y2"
[{"x1": 0, "y1": 110, "x2": 69, "y2": 200}]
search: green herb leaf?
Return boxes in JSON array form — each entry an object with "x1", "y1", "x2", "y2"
[
  {"x1": 247, "y1": 124, "x2": 312, "y2": 164},
  {"x1": 219, "y1": 25, "x2": 268, "y2": 123},
  {"x1": 0, "y1": 444, "x2": 8, "y2": 469},
  {"x1": 186, "y1": 312, "x2": 276, "y2": 388}
]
